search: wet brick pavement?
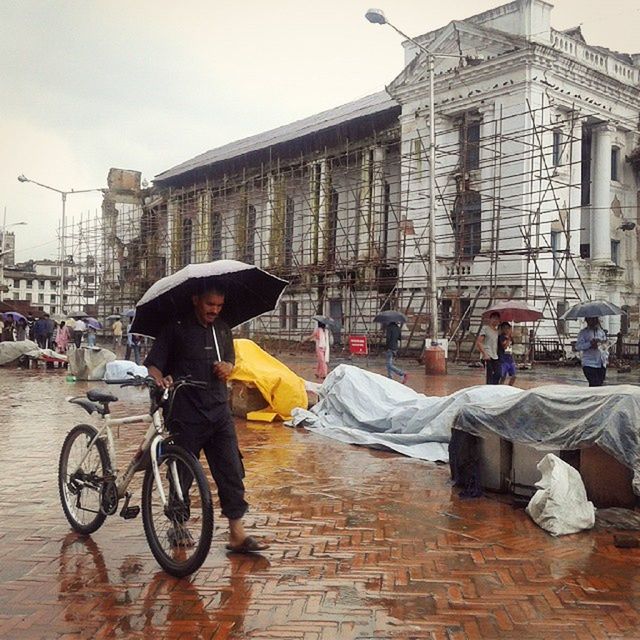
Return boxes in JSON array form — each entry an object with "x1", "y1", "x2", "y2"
[{"x1": 1, "y1": 355, "x2": 640, "y2": 639}]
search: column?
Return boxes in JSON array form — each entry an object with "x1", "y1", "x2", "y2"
[{"x1": 590, "y1": 122, "x2": 615, "y2": 263}]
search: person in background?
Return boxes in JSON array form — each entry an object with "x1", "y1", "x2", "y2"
[
  {"x1": 575, "y1": 316, "x2": 608, "y2": 387},
  {"x1": 72, "y1": 317, "x2": 86, "y2": 348},
  {"x1": 303, "y1": 320, "x2": 331, "y2": 380},
  {"x1": 125, "y1": 329, "x2": 141, "y2": 364},
  {"x1": 86, "y1": 324, "x2": 97, "y2": 347},
  {"x1": 15, "y1": 318, "x2": 27, "y2": 341},
  {"x1": 44, "y1": 313, "x2": 56, "y2": 349},
  {"x1": 384, "y1": 321, "x2": 408, "y2": 384},
  {"x1": 1, "y1": 318, "x2": 14, "y2": 342},
  {"x1": 497, "y1": 321, "x2": 517, "y2": 386},
  {"x1": 476, "y1": 311, "x2": 501, "y2": 384},
  {"x1": 54, "y1": 320, "x2": 70, "y2": 352},
  {"x1": 34, "y1": 315, "x2": 48, "y2": 348},
  {"x1": 112, "y1": 317, "x2": 123, "y2": 352}
]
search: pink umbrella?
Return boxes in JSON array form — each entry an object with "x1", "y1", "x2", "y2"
[{"x1": 482, "y1": 300, "x2": 543, "y2": 323}]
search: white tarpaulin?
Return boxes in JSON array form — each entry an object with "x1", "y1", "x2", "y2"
[
  {"x1": 291, "y1": 364, "x2": 520, "y2": 462},
  {"x1": 455, "y1": 383, "x2": 640, "y2": 495}
]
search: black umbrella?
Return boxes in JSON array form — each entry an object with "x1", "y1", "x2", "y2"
[
  {"x1": 311, "y1": 315, "x2": 336, "y2": 327},
  {"x1": 130, "y1": 260, "x2": 288, "y2": 337},
  {"x1": 374, "y1": 310, "x2": 407, "y2": 325}
]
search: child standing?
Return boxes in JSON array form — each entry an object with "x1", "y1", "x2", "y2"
[{"x1": 498, "y1": 322, "x2": 516, "y2": 386}]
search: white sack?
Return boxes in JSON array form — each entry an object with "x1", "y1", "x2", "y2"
[
  {"x1": 68, "y1": 346, "x2": 116, "y2": 380},
  {"x1": 526, "y1": 453, "x2": 595, "y2": 536},
  {"x1": 104, "y1": 360, "x2": 148, "y2": 381}
]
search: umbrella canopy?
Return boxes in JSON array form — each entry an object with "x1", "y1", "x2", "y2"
[
  {"x1": 67, "y1": 310, "x2": 87, "y2": 319},
  {"x1": 123, "y1": 308, "x2": 136, "y2": 318},
  {"x1": 561, "y1": 299, "x2": 625, "y2": 320},
  {"x1": 374, "y1": 310, "x2": 407, "y2": 325},
  {"x1": 2, "y1": 311, "x2": 26, "y2": 323},
  {"x1": 85, "y1": 317, "x2": 102, "y2": 330},
  {"x1": 482, "y1": 300, "x2": 543, "y2": 323},
  {"x1": 130, "y1": 259, "x2": 288, "y2": 338},
  {"x1": 106, "y1": 314, "x2": 122, "y2": 321},
  {"x1": 311, "y1": 315, "x2": 336, "y2": 327}
]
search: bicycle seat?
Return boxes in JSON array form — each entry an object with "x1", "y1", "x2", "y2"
[{"x1": 87, "y1": 390, "x2": 118, "y2": 403}]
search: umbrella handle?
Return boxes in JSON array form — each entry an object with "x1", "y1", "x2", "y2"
[{"x1": 211, "y1": 326, "x2": 221, "y2": 361}]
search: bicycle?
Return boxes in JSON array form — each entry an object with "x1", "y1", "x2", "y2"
[{"x1": 57, "y1": 375, "x2": 214, "y2": 577}]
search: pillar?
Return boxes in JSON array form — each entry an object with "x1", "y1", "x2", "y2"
[{"x1": 590, "y1": 122, "x2": 615, "y2": 263}]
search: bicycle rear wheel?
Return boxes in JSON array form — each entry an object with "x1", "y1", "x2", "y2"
[
  {"x1": 58, "y1": 424, "x2": 109, "y2": 534},
  {"x1": 141, "y1": 444, "x2": 213, "y2": 577}
]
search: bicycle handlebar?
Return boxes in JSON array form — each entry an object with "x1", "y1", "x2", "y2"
[{"x1": 105, "y1": 375, "x2": 208, "y2": 390}]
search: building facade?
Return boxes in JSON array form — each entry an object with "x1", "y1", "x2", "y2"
[{"x1": 105, "y1": 0, "x2": 640, "y2": 352}]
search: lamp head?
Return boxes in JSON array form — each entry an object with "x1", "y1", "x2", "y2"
[
  {"x1": 365, "y1": 8, "x2": 386, "y2": 25},
  {"x1": 17, "y1": 174, "x2": 28, "y2": 183}
]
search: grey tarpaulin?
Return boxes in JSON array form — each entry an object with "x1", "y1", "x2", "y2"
[
  {"x1": 455, "y1": 383, "x2": 640, "y2": 495},
  {"x1": 290, "y1": 364, "x2": 520, "y2": 462}
]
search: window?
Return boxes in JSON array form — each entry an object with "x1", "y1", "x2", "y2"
[
  {"x1": 611, "y1": 239, "x2": 620, "y2": 266},
  {"x1": 38, "y1": 294, "x2": 44, "y2": 303},
  {"x1": 51, "y1": 268, "x2": 57, "y2": 276},
  {"x1": 181, "y1": 217, "x2": 193, "y2": 267},
  {"x1": 326, "y1": 189, "x2": 339, "y2": 263},
  {"x1": 211, "y1": 212, "x2": 222, "y2": 260},
  {"x1": 25, "y1": 293, "x2": 31, "y2": 302},
  {"x1": 13, "y1": 292, "x2": 19, "y2": 300},
  {"x1": 26, "y1": 280, "x2": 32, "y2": 289},
  {"x1": 244, "y1": 205, "x2": 256, "y2": 264},
  {"x1": 550, "y1": 231, "x2": 561, "y2": 276},
  {"x1": 279, "y1": 302, "x2": 287, "y2": 329},
  {"x1": 552, "y1": 129, "x2": 563, "y2": 167},
  {"x1": 12, "y1": 279, "x2": 19, "y2": 287},
  {"x1": 611, "y1": 146, "x2": 620, "y2": 181},
  {"x1": 284, "y1": 198, "x2": 294, "y2": 267},
  {"x1": 290, "y1": 301, "x2": 299, "y2": 330},
  {"x1": 460, "y1": 116, "x2": 480, "y2": 171},
  {"x1": 453, "y1": 190, "x2": 482, "y2": 257},
  {"x1": 50, "y1": 295, "x2": 56, "y2": 302},
  {"x1": 580, "y1": 243, "x2": 590, "y2": 259},
  {"x1": 39, "y1": 280, "x2": 45, "y2": 288},
  {"x1": 50, "y1": 306, "x2": 56, "y2": 314}
]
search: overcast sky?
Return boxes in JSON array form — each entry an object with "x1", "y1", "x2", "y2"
[{"x1": 1, "y1": 0, "x2": 637, "y2": 261}]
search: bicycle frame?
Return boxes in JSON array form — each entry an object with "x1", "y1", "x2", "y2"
[{"x1": 73, "y1": 405, "x2": 185, "y2": 507}]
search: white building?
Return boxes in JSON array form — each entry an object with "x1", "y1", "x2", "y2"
[
  {"x1": 115, "y1": 0, "x2": 640, "y2": 352},
  {"x1": 4, "y1": 259, "x2": 98, "y2": 317}
]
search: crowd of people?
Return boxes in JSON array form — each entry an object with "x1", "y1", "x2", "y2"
[{"x1": 0, "y1": 312, "x2": 145, "y2": 364}]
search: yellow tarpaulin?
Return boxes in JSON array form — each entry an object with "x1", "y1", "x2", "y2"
[{"x1": 229, "y1": 338, "x2": 308, "y2": 420}]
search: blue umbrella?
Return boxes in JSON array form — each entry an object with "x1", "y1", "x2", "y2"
[
  {"x1": 2, "y1": 311, "x2": 26, "y2": 323},
  {"x1": 85, "y1": 317, "x2": 102, "y2": 330},
  {"x1": 561, "y1": 300, "x2": 625, "y2": 320},
  {"x1": 123, "y1": 309, "x2": 136, "y2": 318}
]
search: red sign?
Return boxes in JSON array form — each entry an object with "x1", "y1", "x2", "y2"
[{"x1": 349, "y1": 335, "x2": 368, "y2": 355}]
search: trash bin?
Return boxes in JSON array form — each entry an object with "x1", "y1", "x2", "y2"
[{"x1": 424, "y1": 345, "x2": 446, "y2": 375}]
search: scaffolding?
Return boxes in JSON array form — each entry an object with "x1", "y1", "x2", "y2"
[{"x1": 63, "y1": 98, "x2": 636, "y2": 357}]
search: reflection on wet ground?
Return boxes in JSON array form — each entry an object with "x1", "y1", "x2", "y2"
[{"x1": 0, "y1": 357, "x2": 639, "y2": 638}]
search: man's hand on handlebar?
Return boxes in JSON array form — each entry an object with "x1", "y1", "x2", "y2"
[
  {"x1": 154, "y1": 374, "x2": 174, "y2": 389},
  {"x1": 213, "y1": 361, "x2": 233, "y2": 381}
]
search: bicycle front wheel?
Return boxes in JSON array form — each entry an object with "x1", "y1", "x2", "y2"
[
  {"x1": 141, "y1": 444, "x2": 213, "y2": 577},
  {"x1": 58, "y1": 424, "x2": 109, "y2": 534}
]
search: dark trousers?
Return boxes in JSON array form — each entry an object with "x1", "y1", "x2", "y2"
[
  {"x1": 73, "y1": 331, "x2": 83, "y2": 348},
  {"x1": 485, "y1": 358, "x2": 502, "y2": 385},
  {"x1": 583, "y1": 366, "x2": 606, "y2": 387},
  {"x1": 170, "y1": 406, "x2": 247, "y2": 520}
]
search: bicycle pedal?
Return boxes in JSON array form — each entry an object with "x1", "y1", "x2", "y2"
[{"x1": 120, "y1": 505, "x2": 140, "y2": 520}]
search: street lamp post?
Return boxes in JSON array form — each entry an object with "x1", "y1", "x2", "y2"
[
  {"x1": 17, "y1": 175, "x2": 105, "y2": 314},
  {"x1": 0, "y1": 208, "x2": 27, "y2": 302},
  {"x1": 365, "y1": 8, "x2": 470, "y2": 344}
]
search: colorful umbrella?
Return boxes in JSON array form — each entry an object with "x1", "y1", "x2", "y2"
[
  {"x1": 482, "y1": 300, "x2": 543, "y2": 323},
  {"x1": 2, "y1": 311, "x2": 26, "y2": 323},
  {"x1": 85, "y1": 317, "x2": 102, "y2": 330}
]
